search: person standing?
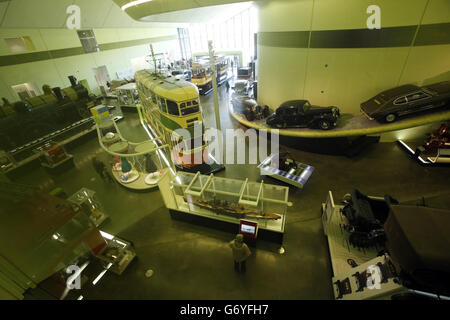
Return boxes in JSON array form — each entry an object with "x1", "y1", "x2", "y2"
[
  {"x1": 225, "y1": 80, "x2": 230, "y2": 93},
  {"x1": 229, "y1": 234, "x2": 251, "y2": 272}
]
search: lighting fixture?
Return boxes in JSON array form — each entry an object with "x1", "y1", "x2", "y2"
[
  {"x1": 121, "y1": 0, "x2": 153, "y2": 11},
  {"x1": 92, "y1": 263, "x2": 113, "y2": 285}
]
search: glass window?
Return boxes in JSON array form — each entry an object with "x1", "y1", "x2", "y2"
[
  {"x1": 302, "y1": 101, "x2": 311, "y2": 112},
  {"x1": 180, "y1": 100, "x2": 200, "y2": 116},
  {"x1": 158, "y1": 97, "x2": 167, "y2": 113},
  {"x1": 394, "y1": 97, "x2": 407, "y2": 105},
  {"x1": 166, "y1": 99, "x2": 180, "y2": 116},
  {"x1": 150, "y1": 91, "x2": 157, "y2": 104},
  {"x1": 406, "y1": 92, "x2": 429, "y2": 102}
]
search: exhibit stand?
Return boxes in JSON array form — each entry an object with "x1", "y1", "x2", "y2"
[
  {"x1": 229, "y1": 103, "x2": 450, "y2": 155},
  {"x1": 229, "y1": 103, "x2": 450, "y2": 138},
  {"x1": 114, "y1": 83, "x2": 139, "y2": 113},
  {"x1": 158, "y1": 171, "x2": 292, "y2": 244},
  {"x1": 258, "y1": 153, "x2": 314, "y2": 188},
  {"x1": 95, "y1": 118, "x2": 174, "y2": 192},
  {"x1": 321, "y1": 191, "x2": 405, "y2": 300},
  {"x1": 68, "y1": 188, "x2": 108, "y2": 227},
  {"x1": 398, "y1": 123, "x2": 450, "y2": 165}
]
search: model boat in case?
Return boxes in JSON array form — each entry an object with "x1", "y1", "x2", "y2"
[
  {"x1": 189, "y1": 198, "x2": 282, "y2": 220},
  {"x1": 158, "y1": 171, "x2": 292, "y2": 238}
]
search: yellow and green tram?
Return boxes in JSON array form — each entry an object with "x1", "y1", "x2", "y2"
[
  {"x1": 191, "y1": 60, "x2": 213, "y2": 95},
  {"x1": 190, "y1": 56, "x2": 230, "y2": 95},
  {"x1": 214, "y1": 55, "x2": 231, "y2": 84},
  {"x1": 135, "y1": 70, "x2": 209, "y2": 167}
]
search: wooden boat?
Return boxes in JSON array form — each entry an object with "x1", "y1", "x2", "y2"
[{"x1": 189, "y1": 198, "x2": 281, "y2": 220}]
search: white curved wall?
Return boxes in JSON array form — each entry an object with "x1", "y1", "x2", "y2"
[{"x1": 256, "y1": 0, "x2": 450, "y2": 116}]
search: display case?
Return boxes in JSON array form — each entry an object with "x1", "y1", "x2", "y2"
[
  {"x1": 115, "y1": 83, "x2": 139, "y2": 112},
  {"x1": 34, "y1": 141, "x2": 74, "y2": 171},
  {"x1": 96, "y1": 231, "x2": 136, "y2": 275},
  {"x1": 68, "y1": 188, "x2": 108, "y2": 227},
  {"x1": 96, "y1": 118, "x2": 174, "y2": 191},
  {"x1": 159, "y1": 171, "x2": 292, "y2": 240},
  {"x1": 258, "y1": 152, "x2": 314, "y2": 188}
]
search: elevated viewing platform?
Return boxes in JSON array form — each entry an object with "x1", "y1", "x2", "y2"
[{"x1": 229, "y1": 104, "x2": 450, "y2": 138}]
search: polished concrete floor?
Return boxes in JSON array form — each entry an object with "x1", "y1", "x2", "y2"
[{"x1": 13, "y1": 83, "x2": 450, "y2": 300}]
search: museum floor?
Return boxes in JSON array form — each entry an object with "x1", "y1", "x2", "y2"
[{"x1": 17, "y1": 84, "x2": 450, "y2": 300}]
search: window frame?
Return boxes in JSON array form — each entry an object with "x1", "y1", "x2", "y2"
[
  {"x1": 158, "y1": 96, "x2": 167, "y2": 113},
  {"x1": 393, "y1": 96, "x2": 408, "y2": 105},
  {"x1": 405, "y1": 91, "x2": 431, "y2": 103},
  {"x1": 166, "y1": 99, "x2": 181, "y2": 116}
]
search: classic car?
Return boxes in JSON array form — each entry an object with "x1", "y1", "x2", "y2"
[
  {"x1": 266, "y1": 100, "x2": 340, "y2": 130},
  {"x1": 231, "y1": 93, "x2": 270, "y2": 121},
  {"x1": 360, "y1": 81, "x2": 450, "y2": 123},
  {"x1": 233, "y1": 79, "x2": 251, "y2": 95}
]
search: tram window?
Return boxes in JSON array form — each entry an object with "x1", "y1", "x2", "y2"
[
  {"x1": 150, "y1": 91, "x2": 157, "y2": 104},
  {"x1": 166, "y1": 99, "x2": 180, "y2": 116},
  {"x1": 158, "y1": 97, "x2": 167, "y2": 113},
  {"x1": 180, "y1": 100, "x2": 200, "y2": 115}
]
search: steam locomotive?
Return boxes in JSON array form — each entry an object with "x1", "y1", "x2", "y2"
[{"x1": 0, "y1": 76, "x2": 101, "y2": 162}]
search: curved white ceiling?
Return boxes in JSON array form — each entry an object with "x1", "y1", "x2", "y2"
[
  {"x1": 115, "y1": 0, "x2": 254, "y2": 23},
  {"x1": 0, "y1": 0, "x2": 185, "y2": 28}
]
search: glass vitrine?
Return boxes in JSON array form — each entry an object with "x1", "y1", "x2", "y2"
[{"x1": 160, "y1": 172, "x2": 291, "y2": 233}]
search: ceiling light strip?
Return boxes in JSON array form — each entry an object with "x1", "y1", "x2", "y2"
[{"x1": 121, "y1": 0, "x2": 153, "y2": 11}]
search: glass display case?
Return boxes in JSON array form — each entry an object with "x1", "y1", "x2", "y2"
[
  {"x1": 159, "y1": 172, "x2": 292, "y2": 234},
  {"x1": 258, "y1": 152, "x2": 314, "y2": 188},
  {"x1": 96, "y1": 231, "x2": 136, "y2": 275},
  {"x1": 68, "y1": 188, "x2": 108, "y2": 227},
  {"x1": 34, "y1": 141, "x2": 73, "y2": 170},
  {"x1": 114, "y1": 83, "x2": 139, "y2": 112}
]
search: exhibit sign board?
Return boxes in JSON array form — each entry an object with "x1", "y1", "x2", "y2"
[
  {"x1": 240, "y1": 219, "x2": 258, "y2": 239},
  {"x1": 90, "y1": 105, "x2": 110, "y2": 123}
]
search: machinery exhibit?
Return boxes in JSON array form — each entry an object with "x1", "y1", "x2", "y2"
[{"x1": 0, "y1": 0, "x2": 449, "y2": 305}]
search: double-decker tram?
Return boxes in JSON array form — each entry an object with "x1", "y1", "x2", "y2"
[
  {"x1": 135, "y1": 69, "x2": 209, "y2": 169},
  {"x1": 190, "y1": 55, "x2": 231, "y2": 95},
  {"x1": 213, "y1": 55, "x2": 231, "y2": 84},
  {"x1": 191, "y1": 60, "x2": 213, "y2": 95}
]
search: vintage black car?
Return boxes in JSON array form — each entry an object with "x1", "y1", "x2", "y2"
[
  {"x1": 361, "y1": 81, "x2": 450, "y2": 123},
  {"x1": 266, "y1": 100, "x2": 340, "y2": 130}
]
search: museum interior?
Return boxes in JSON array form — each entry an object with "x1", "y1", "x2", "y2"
[{"x1": 0, "y1": 0, "x2": 449, "y2": 301}]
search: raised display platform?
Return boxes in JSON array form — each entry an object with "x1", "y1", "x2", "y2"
[
  {"x1": 169, "y1": 209, "x2": 284, "y2": 245},
  {"x1": 229, "y1": 103, "x2": 450, "y2": 138},
  {"x1": 111, "y1": 168, "x2": 166, "y2": 192}
]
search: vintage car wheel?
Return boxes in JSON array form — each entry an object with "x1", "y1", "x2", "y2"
[
  {"x1": 318, "y1": 120, "x2": 331, "y2": 130},
  {"x1": 384, "y1": 113, "x2": 397, "y2": 123},
  {"x1": 246, "y1": 111, "x2": 256, "y2": 122}
]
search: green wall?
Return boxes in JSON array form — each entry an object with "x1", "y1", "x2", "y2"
[
  {"x1": 256, "y1": 0, "x2": 450, "y2": 116},
  {"x1": 0, "y1": 27, "x2": 178, "y2": 101}
]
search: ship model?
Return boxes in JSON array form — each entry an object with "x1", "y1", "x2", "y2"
[{"x1": 188, "y1": 197, "x2": 281, "y2": 220}]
